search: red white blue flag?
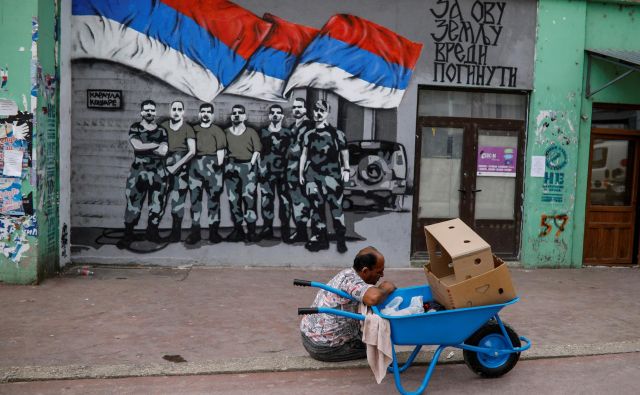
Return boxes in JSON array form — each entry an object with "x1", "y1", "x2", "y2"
[
  {"x1": 224, "y1": 14, "x2": 319, "y2": 102},
  {"x1": 71, "y1": 0, "x2": 272, "y2": 102},
  {"x1": 284, "y1": 14, "x2": 423, "y2": 109}
]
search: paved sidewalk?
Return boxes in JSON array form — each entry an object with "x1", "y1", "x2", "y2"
[{"x1": 1, "y1": 265, "x2": 640, "y2": 382}]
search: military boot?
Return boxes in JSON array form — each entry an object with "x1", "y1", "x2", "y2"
[
  {"x1": 336, "y1": 229, "x2": 348, "y2": 254},
  {"x1": 185, "y1": 225, "x2": 201, "y2": 245},
  {"x1": 209, "y1": 224, "x2": 223, "y2": 244},
  {"x1": 226, "y1": 224, "x2": 246, "y2": 242},
  {"x1": 117, "y1": 223, "x2": 135, "y2": 249},
  {"x1": 146, "y1": 224, "x2": 162, "y2": 243},
  {"x1": 305, "y1": 230, "x2": 329, "y2": 252},
  {"x1": 280, "y1": 223, "x2": 291, "y2": 243},
  {"x1": 258, "y1": 221, "x2": 274, "y2": 240},
  {"x1": 169, "y1": 215, "x2": 182, "y2": 242},
  {"x1": 287, "y1": 223, "x2": 308, "y2": 244},
  {"x1": 246, "y1": 223, "x2": 260, "y2": 243}
]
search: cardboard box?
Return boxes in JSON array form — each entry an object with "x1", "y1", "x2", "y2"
[
  {"x1": 424, "y1": 255, "x2": 516, "y2": 309},
  {"x1": 424, "y1": 218, "x2": 494, "y2": 282}
]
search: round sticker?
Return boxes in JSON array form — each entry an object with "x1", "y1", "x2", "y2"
[{"x1": 545, "y1": 145, "x2": 567, "y2": 170}]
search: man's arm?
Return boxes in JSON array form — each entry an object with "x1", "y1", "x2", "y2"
[
  {"x1": 167, "y1": 138, "x2": 196, "y2": 174},
  {"x1": 250, "y1": 151, "x2": 260, "y2": 166},
  {"x1": 299, "y1": 147, "x2": 307, "y2": 185},
  {"x1": 129, "y1": 138, "x2": 160, "y2": 151},
  {"x1": 362, "y1": 281, "x2": 396, "y2": 306},
  {"x1": 216, "y1": 149, "x2": 225, "y2": 166},
  {"x1": 153, "y1": 142, "x2": 168, "y2": 157},
  {"x1": 340, "y1": 148, "x2": 350, "y2": 183}
]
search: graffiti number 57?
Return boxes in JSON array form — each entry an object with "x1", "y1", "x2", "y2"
[{"x1": 539, "y1": 214, "x2": 569, "y2": 237}]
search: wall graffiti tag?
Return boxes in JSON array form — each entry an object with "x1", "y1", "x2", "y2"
[
  {"x1": 539, "y1": 214, "x2": 569, "y2": 238},
  {"x1": 429, "y1": 0, "x2": 518, "y2": 87}
]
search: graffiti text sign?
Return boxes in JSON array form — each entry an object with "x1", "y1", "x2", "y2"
[
  {"x1": 87, "y1": 89, "x2": 122, "y2": 110},
  {"x1": 425, "y1": 0, "x2": 535, "y2": 89}
]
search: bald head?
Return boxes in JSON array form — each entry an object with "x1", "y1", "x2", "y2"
[{"x1": 353, "y1": 246, "x2": 385, "y2": 285}]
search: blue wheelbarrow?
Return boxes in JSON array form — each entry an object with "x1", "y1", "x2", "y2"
[{"x1": 295, "y1": 280, "x2": 531, "y2": 395}]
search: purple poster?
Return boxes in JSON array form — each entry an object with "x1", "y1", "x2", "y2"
[{"x1": 477, "y1": 146, "x2": 517, "y2": 177}]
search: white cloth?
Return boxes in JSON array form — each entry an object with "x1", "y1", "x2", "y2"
[{"x1": 359, "y1": 304, "x2": 392, "y2": 384}]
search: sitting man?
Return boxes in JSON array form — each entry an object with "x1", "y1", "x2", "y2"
[{"x1": 300, "y1": 246, "x2": 397, "y2": 362}]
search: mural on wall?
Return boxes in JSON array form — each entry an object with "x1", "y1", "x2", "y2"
[{"x1": 70, "y1": 0, "x2": 422, "y2": 257}]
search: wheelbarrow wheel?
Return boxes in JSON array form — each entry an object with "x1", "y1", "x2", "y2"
[{"x1": 463, "y1": 320, "x2": 521, "y2": 378}]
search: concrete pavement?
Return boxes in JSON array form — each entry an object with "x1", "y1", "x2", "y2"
[
  {"x1": 3, "y1": 353, "x2": 640, "y2": 394},
  {"x1": 1, "y1": 265, "x2": 640, "y2": 383}
]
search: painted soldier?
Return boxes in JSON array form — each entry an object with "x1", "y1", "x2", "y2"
[
  {"x1": 185, "y1": 103, "x2": 227, "y2": 245},
  {"x1": 161, "y1": 100, "x2": 196, "y2": 242},
  {"x1": 258, "y1": 104, "x2": 294, "y2": 241},
  {"x1": 299, "y1": 100, "x2": 350, "y2": 253},
  {"x1": 224, "y1": 104, "x2": 262, "y2": 242},
  {"x1": 117, "y1": 100, "x2": 168, "y2": 249},
  {"x1": 285, "y1": 97, "x2": 313, "y2": 243}
]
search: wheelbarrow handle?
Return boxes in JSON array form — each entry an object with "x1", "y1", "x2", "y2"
[
  {"x1": 293, "y1": 279, "x2": 357, "y2": 302},
  {"x1": 298, "y1": 307, "x2": 366, "y2": 321}
]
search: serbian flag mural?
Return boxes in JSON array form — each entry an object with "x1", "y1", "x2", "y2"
[
  {"x1": 224, "y1": 14, "x2": 319, "y2": 102},
  {"x1": 284, "y1": 15, "x2": 423, "y2": 109},
  {"x1": 71, "y1": 0, "x2": 271, "y2": 102}
]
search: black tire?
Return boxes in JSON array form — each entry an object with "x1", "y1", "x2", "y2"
[{"x1": 463, "y1": 320, "x2": 521, "y2": 378}]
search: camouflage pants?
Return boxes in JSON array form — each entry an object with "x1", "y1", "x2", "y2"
[
  {"x1": 167, "y1": 151, "x2": 191, "y2": 219},
  {"x1": 189, "y1": 155, "x2": 224, "y2": 227},
  {"x1": 225, "y1": 160, "x2": 258, "y2": 225},
  {"x1": 124, "y1": 157, "x2": 168, "y2": 227},
  {"x1": 305, "y1": 175, "x2": 345, "y2": 239},
  {"x1": 286, "y1": 180, "x2": 310, "y2": 225},
  {"x1": 259, "y1": 172, "x2": 291, "y2": 225}
]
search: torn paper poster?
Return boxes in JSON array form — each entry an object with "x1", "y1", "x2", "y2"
[{"x1": 0, "y1": 178, "x2": 24, "y2": 215}]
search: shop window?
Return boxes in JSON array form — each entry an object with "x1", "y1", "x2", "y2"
[{"x1": 418, "y1": 90, "x2": 527, "y2": 120}]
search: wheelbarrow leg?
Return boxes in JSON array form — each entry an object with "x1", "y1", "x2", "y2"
[
  {"x1": 391, "y1": 343, "x2": 445, "y2": 395},
  {"x1": 388, "y1": 345, "x2": 423, "y2": 374},
  {"x1": 494, "y1": 314, "x2": 517, "y2": 349}
]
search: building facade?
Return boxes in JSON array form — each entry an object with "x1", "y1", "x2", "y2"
[{"x1": 1, "y1": 0, "x2": 639, "y2": 284}]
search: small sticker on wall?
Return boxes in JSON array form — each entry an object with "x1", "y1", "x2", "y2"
[
  {"x1": 0, "y1": 99, "x2": 18, "y2": 116},
  {"x1": 2, "y1": 149, "x2": 23, "y2": 177},
  {"x1": 531, "y1": 156, "x2": 545, "y2": 177}
]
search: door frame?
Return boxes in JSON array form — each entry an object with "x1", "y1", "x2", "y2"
[
  {"x1": 584, "y1": 127, "x2": 640, "y2": 266},
  {"x1": 410, "y1": 116, "x2": 526, "y2": 259}
]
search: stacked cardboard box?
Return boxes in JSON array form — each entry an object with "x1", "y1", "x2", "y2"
[{"x1": 423, "y1": 218, "x2": 516, "y2": 309}]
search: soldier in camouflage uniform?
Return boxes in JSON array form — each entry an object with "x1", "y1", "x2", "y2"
[
  {"x1": 299, "y1": 100, "x2": 350, "y2": 253},
  {"x1": 258, "y1": 104, "x2": 294, "y2": 241},
  {"x1": 117, "y1": 100, "x2": 169, "y2": 249},
  {"x1": 224, "y1": 104, "x2": 262, "y2": 242},
  {"x1": 185, "y1": 103, "x2": 227, "y2": 245},
  {"x1": 161, "y1": 100, "x2": 196, "y2": 242},
  {"x1": 285, "y1": 97, "x2": 312, "y2": 243}
]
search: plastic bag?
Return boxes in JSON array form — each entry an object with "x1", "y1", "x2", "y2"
[
  {"x1": 381, "y1": 296, "x2": 403, "y2": 315},
  {"x1": 381, "y1": 295, "x2": 425, "y2": 316}
]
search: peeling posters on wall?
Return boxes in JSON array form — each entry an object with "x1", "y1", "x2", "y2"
[{"x1": 0, "y1": 216, "x2": 36, "y2": 264}]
